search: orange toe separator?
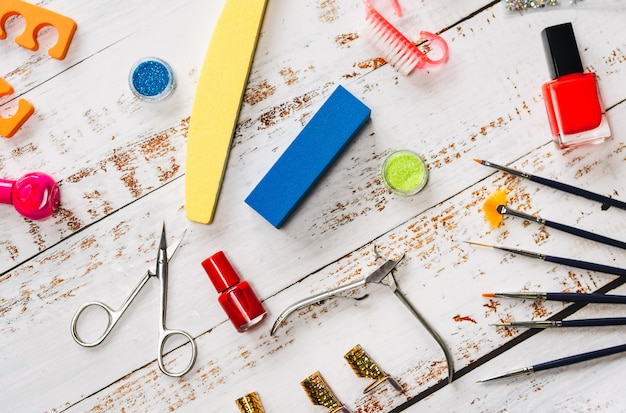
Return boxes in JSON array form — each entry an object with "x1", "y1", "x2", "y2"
[
  {"x1": 0, "y1": 78, "x2": 34, "y2": 138},
  {"x1": 0, "y1": 0, "x2": 77, "y2": 60}
]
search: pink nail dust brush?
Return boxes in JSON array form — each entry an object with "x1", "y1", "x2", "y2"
[
  {"x1": 363, "y1": 0, "x2": 449, "y2": 76},
  {"x1": 0, "y1": 171, "x2": 60, "y2": 220}
]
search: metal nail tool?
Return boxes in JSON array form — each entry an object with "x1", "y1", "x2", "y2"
[
  {"x1": 271, "y1": 248, "x2": 455, "y2": 383},
  {"x1": 70, "y1": 224, "x2": 198, "y2": 377}
]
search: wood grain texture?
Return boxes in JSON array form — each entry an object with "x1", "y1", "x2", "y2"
[{"x1": 1, "y1": 0, "x2": 624, "y2": 412}]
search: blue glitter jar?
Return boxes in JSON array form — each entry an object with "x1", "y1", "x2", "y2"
[{"x1": 129, "y1": 57, "x2": 175, "y2": 102}]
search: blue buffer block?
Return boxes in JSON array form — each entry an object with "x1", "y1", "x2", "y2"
[{"x1": 245, "y1": 85, "x2": 371, "y2": 228}]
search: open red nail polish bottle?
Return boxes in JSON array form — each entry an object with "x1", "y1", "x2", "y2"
[
  {"x1": 541, "y1": 22, "x2": 611, "y2": 149},
  {"x1": 202, "y1": 251, "x2": 267, "y2": 332}
]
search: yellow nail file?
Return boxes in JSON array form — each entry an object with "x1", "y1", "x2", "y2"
[{"x1": 185, "y1": 0, "x2": 268, "y2": 224}]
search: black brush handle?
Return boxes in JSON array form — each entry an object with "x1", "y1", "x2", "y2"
[
  {"x1": 534, "y1": 343, "x2": 626, "y2": 372},
  {"x1": 544, "y1": 255, "x2": 626, "y2": 277},
  {"x1": 545, "y1": 219, "x2": 626, "y2": 250},
  {"x1": 563, "y1": 318, "x2": 626, "y2": 327},
  {"x1": 546, "y1": 292, "x2": 626, "y2": 304},
  {"x1": 532, "y1": 175, "x2": 626, "y2": 211}
]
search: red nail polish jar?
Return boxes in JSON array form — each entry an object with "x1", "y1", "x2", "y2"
[
  {"x1": 202, "y1": 251, "x2": 267, "y2": 333},
  {"x1": 541, "y1": 22, "x2": 611, "y2": 149}
]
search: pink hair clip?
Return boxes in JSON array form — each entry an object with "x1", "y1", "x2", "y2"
[{"x1": 363, "y1": 0, "x2": 449, "y2": 75}]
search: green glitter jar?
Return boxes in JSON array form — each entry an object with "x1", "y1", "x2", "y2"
[{"x1": 381, "y1": 150, "x2": 429, "y2": 196}]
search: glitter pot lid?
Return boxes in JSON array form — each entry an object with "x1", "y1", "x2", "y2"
[
  {"x1": 129, "y1": 57, "x2": 175, "y2": 102},
  {"x1": 381, "y1": 150, "x2": 429, "y2": 196}
]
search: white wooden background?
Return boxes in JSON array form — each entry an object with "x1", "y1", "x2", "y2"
[{"x1": 1, "y1": 0, "x2": 625, "y2": 411}]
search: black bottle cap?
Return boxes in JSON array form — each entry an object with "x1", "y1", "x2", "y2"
[{"x1": 541, "y1": 22, "x2": 584, "y2": 79}]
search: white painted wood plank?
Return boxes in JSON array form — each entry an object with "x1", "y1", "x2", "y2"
[
  {"x1": 418, "y1": 281, "x2": 626, "y2": 412},
  {"x1": 0, "y1": 0, "x2": 625, "y2": 412},
  {"x1": 0, "y1": 0, "x2": 200, "y2": 89},
  {"x1": 1, "y1": 0, "x2": 492, "y2": 270},
  {"x1": 3, "y1": 121, "x2": 625, "y2": 411},
  {"x1": 0, "y1": 0, "x2": 224, "y2": 268}
]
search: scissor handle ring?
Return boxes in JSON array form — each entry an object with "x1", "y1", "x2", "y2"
[
  {"x1": 157, "y1": 329, "x2": 198, "y2": 377},
  {"x1": 70, "y1": 301, "x2": 116, "y2": 347}
]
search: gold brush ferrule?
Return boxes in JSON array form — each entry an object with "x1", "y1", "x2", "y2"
[
  {"x1": 235, "y1": 392, "x2": 265, "y2": 413},
  {"x1": 344, "y1": 344, "x2": 402, "y2": 393},
  {"x1": 301, "y1": 372, "x2": 351, "y2": 413}
]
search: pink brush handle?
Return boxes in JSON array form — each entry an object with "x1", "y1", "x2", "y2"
[
  {"x1": 367, "y1": 0, "x2": 403, "y2": 16},
  {"x1": 417, "y1": 31, "x2": 449, "y2": 68},
  {"x1": 388, "y1": 0, "x2": 403, "y2": 16},
  {"x1": 0, "y1": 172, "x2": 60, "y2": 220}
]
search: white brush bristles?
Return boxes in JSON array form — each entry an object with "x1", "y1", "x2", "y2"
[{"x1": 364, "y1": 11, "x2": 421, "y2": 75}]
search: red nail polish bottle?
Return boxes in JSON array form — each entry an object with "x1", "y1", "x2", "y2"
[
  {"x1": 202, "y1": 251, "x2": 267, "y2": 333},
  {"x1": 541, "y1": 22, "x2": 611, "y2": 149}
]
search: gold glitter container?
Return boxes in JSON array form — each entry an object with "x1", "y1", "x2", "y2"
[
  {"x1": 235, "y1": 392, "x2": 265, "y2": 413},
  {"x1": 301, "y1": 371, "x2": 351, "y2": 413},
  {"x1": 344, "y1": 344, "x2": 402, "y2": 393}
]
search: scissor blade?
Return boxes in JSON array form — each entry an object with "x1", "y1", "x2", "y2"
[
  {"x1": 166, "y1": 229, "x2": 187, "y2": 261},
  {"x1": 148, "y1": 228, "x2": 187, "y2": 276},
  {"x1": 365, "y1": 259, "x2": 401, "y2": 284},
  {"x1": 159, "y1": 224, "x2": 167, "y2": 250}
]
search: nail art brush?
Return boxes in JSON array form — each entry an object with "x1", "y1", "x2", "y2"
[
  {"x1": 483, "y1": 291, "x2": 626, "y2": 304},
  {"x1": 482, "y1": 189, "x2": 626, "y2": 250},
  {"x1": 466, "y1": 241, "x2": 626, "y2": 277},
  {"x1": 478, "y1": 342, "x2": 626, "y2": 382},
  {"x1": 492, "y1": 317, "x2": 626, "y2": 328},
  {"x1": 474, "y1": 159, "x2": 626, "y2": 211}
]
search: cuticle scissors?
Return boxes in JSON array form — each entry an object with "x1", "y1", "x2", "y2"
[{"x1": 70, "y1": 223, "x2": 198, "y2": 378}]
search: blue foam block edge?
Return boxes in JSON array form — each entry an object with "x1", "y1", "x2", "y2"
[{"x1": 244, "y1": 85, "x2": 371, "y2": 228}]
